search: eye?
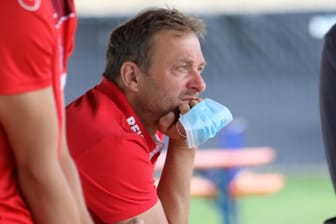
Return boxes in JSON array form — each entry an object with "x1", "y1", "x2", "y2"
[
  {"x1": 177, "y1": 64, "x2": 189, "y2": 72},
  {"x1": 197, "y1": 65, "x2": 205, "y2": 74}
]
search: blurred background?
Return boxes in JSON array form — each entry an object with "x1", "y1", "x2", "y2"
[{"x1": 66, "y1": 0, "x2": 336, "y2": 223}]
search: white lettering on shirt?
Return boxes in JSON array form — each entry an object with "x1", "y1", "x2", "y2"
[{"x1": 126, "y1": 116, "x2": 143, "y2": 136}]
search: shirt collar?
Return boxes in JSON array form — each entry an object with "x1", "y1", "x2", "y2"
[{"x1": 95, "y1": 76, "x2": 157, "y2": 150}]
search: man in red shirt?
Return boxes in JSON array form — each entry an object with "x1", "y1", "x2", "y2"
[
  {"x1": 66, "y1": 7, "x2": 207, "y2": 223},
  {"x1": 0, "y1": 1, "x2": 93, "y2": 223}
]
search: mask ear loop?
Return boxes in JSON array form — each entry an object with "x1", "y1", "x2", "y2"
[{"x1": 176, "y1": 122, "x2": 186, "y2": 138}]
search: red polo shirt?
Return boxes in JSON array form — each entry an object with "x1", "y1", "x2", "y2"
[{"x1": 66, "y1": 77, "x2": 163, "y2": 223}]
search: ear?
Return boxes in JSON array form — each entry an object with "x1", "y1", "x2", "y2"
[{"x1": 120, "y1": 61, "x2": 141, "y2": 92}]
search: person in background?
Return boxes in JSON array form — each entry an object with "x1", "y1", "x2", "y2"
[
  {"x1": 320, "y1": 24, "x2": 336, "y2": 224},
  {"x1": 0, "y1": 1, "x2": 93, "y2": 223},
  {"x1": 66, "y1": 7, "x2": 207, "y2": 224}
]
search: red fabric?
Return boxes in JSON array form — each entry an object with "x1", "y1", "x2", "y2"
[
  {"x1": 66, "y1": 78, "x2": 163, "y2": 223},
  {"x1": 0, "y1": 0, "x2": 76, "y2": 222}
]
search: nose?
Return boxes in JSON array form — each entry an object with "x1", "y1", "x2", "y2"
[{"x1": 187, "y1": 70, "x2": 206, "y2": 93}]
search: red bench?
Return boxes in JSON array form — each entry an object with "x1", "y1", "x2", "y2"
[
  {"x1": 155, "y1": 146, "x2": 276, "y2": 171},
  {"x1": 155, "y1": 147, "x2": 285, "y2": 222}
]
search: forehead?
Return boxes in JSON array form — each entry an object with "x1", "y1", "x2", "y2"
[
  {"x1": 150, "y1": 30, "x2": 204, "y2": 61},
  {"x1": 151, "y1": 29, "x2": 198, "y2": 47}
]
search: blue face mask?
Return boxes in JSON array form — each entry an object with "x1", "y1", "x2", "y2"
[{"x1": 178, "y1": 98, "x2": 233, "y2": 148}]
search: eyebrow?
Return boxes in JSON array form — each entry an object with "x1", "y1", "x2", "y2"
[{"x1": 179, "y1": 58, "x2": 207, "y2": 67}]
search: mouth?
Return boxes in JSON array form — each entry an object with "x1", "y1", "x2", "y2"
[{"x1": 181, "y1": 96, "x2": 199, "y2": 103}]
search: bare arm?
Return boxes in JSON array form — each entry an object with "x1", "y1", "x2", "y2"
[
  {"x1": 156, "y1": 103, "x2": 196, "y2": 224},
  {"x1": 60, "y1": 127, "x2": 94, "y2": 224},
  {"x1": 156, "y1": 139, "x2": 195, "y2": 224},
  {"x1": 0, "y1": 87, "x2": 81, "y2": 224},
  {"x1": 123, "y1": 103, "x2": 196, "y2": 224},
  {"x1": 113, "y1": 102, "x2": 196, "y2": 224}
]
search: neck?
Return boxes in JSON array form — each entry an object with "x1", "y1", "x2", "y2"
[
  {"x1": 134, "y1": 111, "x2": 158, "y2": 136},
  {"x1": 126, "y1": 94, "x2": 158, "y2": 136}
]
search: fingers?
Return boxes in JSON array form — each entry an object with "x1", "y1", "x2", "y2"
[
  {"x1": 179, "y1": 98, "x2": 202, "y2": 115},
  {"x1": 158, "y1": 111, "x2": 176, "y2": 134},
  {"x1": 176, "y1": 122, "x2": 186, "y2": 138},
  {"x1": 175, "y1": 104, "x2": 190, "y2": 138},
  {"x1": 174, "y1": 98, "x2": 202, "y2": 138},
  {"x1": 190, "y1": 98, "x2": 202, "y2": 107},
  {"x1": 158, "y1": 98, "x2": 203, "y2": 139},
  {"x1": 178, "y1": 103, "x2": 190, "y2": 115}
]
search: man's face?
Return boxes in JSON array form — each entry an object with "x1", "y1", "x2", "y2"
[{"x1": 135, "y1": 29, "x2": 207, "y2": 123}]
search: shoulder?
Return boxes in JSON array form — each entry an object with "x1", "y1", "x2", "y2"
[
  {"x1": 66, "y1": 88, "x2": 122, "y2": 124},
  {"x1": 66, "y1": 88, "x2": 130, "y2": 155}
]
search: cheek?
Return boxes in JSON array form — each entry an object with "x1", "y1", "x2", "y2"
[
  {"x1": 154, "y1": 89, "x2": 179, "y2": 114},
  {"x1": 146, "y1": 75, "x2": 183, "y2": 109}
]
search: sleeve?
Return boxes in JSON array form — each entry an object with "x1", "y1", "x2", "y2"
[
  {"x1": 74, "y1": 136, "x2": 158, "y2": 223},
  {"x1": 0, "y1": 1, "x2": 54, "y2": 94},
  {"x1": 320, "y1": 23, "x2": 336, "y2": 192}
]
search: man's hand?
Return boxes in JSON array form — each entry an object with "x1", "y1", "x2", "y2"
[{"x1": 158, "y1": 99, "x2": 201, "y2": 139}]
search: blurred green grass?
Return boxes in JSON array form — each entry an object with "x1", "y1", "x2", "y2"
[{"x1": 190, "y1": 175, "x2": 336, "y2": 224}]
